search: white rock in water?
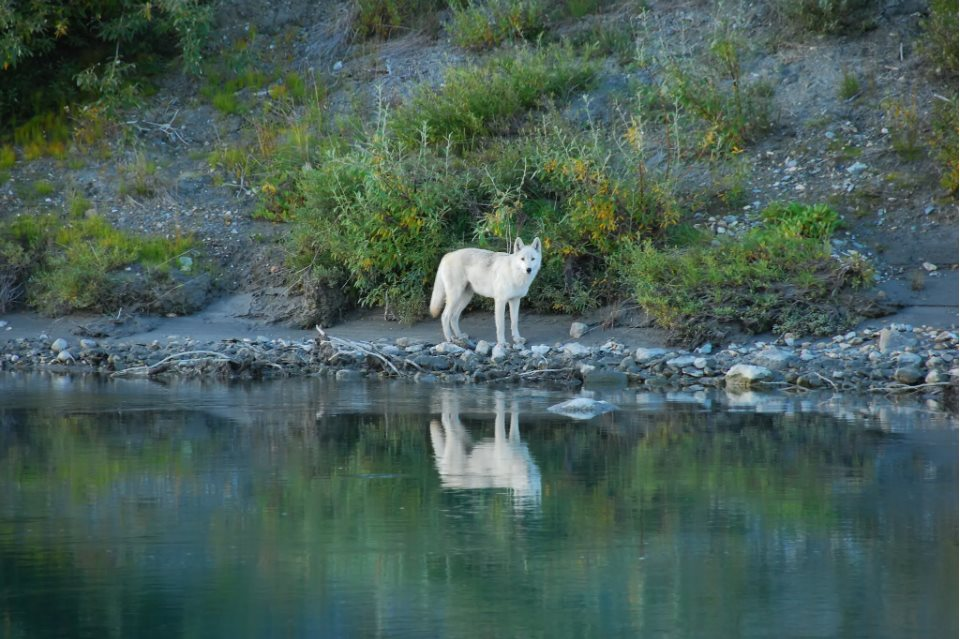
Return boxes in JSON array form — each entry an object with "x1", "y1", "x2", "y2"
[
  {"x1": 569, "y1": 322, "x2": 589, "y2": 338},
  {"x1": 80, "y1": 338, "x2": 98, "y2": 349},
  {"x1": 50, "y1": 338, "x2": 68, "y2": 353},
  {"x1": 725, "y1": 364, "x2": 773, "y2": 389},
  {"x1": 922, "y1": 262, "x2": 938, "y2": 272},
  {"x1": 56, "y1": 350, "x2": 75, "y2": 363},
  {"x1": 548, "y1": 398, "x2": 618, "y2": 420}
]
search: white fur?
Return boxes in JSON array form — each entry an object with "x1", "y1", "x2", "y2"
[{"x1": 430, "y1": 237, "x2": 542, "y2": 346}]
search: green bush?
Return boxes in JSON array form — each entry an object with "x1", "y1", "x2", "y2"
[
  {"x1": 294, "y1": 139, "x2": 476, "y2": 322},
  {"x1": 766, "y1": 0, "x2": 875, "y2": 34},
  {"x1": 476, "y1": 120, "x2": 679, "y2": 313},
  {"x1": 0, "y1": 213, "x2": 202, "y2": 315},
  {"x1": 659, "y1": 29, "x2": 774, "y2": 156},
  {"x1": 447, "y1": 0, "x2": 549, "y2": 50},
  {"x1": 931, "y1": 96, "x2": 959, "y2": 192},
  {"x1": 390, "y1": 44, "x2": 598, "y2": 149},
  {"x1": 0, "y1": 0, "x2": 212, "y2": 125},
  {"x1": 621, "y1": 203, "x2": 869, "y2": 343},
  {"x1": 920, "y1": 0, "x2": 958, "y2": 77},
  {"x1": 353, "y1": 0, "x2": 447, "y2": 39},
  {"x1": 759, "y1": 201, "x2": 840, "y2": 239}
]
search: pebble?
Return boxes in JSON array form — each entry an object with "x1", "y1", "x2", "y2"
[{"x1": 51, "y1": 338, "x2": 68, "y2": 353}]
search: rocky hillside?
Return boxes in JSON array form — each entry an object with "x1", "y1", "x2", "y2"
[{"x1": 0, "y1": 0, "x2": 956, "y2": 339}]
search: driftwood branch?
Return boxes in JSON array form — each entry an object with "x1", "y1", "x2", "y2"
[{"x1": 112, "y1": 350, "x2": 236, "y2": 377}]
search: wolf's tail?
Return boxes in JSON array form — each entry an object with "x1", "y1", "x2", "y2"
[{"x1": 429, "y1": 267, "x2": 445, "y2": 318}]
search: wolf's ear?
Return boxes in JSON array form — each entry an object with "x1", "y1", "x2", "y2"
[
  {"x1": 532, "y1": 237, "x2": 542, "y2": 252},
  {"x1": 513, "y1": 237, "x2": 524, "y2": 253}
]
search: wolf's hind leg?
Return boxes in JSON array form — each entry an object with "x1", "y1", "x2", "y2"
[{"x1": 448, "y1": 288, "x2": 473, "y2": 340}]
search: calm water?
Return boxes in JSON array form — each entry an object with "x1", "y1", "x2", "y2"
[{"x1": 0, "y1": 375, "x2": 956, "y2": 639}]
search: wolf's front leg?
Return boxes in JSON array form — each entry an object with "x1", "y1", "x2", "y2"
[
  {"x1": 494, "y1": 298, "x2": 508, "y2": 346},
  {"x1": 508, "y1": 298, "x2": 525, "y2": 345}
]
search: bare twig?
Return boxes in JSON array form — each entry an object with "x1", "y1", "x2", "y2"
[{"x1": 112, "y1": 350, "x2": 236, "y2": 377}]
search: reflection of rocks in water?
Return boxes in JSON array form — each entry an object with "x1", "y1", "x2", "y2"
[{"x1": 430, "y1": 390, "x2": 541, "y2": 509}]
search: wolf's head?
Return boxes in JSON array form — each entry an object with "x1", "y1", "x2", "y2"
[{"x1": 512, "y1": 237, "x2": 542, "y2": 279}]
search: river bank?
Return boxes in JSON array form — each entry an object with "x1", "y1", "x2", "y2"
[{"x1": 2, "y1": 310, "x2": 956, "y2": 408}]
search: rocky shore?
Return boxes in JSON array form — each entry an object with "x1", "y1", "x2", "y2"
[{"x1": 2, "y1": 321, "x2": 956, "y2": 406}]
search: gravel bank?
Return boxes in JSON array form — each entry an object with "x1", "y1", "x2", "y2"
[{"x1": 2, "y1": 322, "x2": 956, "y2": 407}]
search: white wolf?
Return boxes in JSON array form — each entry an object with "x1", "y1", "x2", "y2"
[{"x1": 429, "y1": 237, "x2": 542, "y2": 346}]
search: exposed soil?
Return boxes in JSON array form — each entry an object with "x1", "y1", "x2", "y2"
[{"x1": 0, "y1": 0, "x2": 956, "y2": 344}]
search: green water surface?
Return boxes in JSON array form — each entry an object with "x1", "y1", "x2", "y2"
[{"x1": 0, "y1": 376, "x2": 956, "y2": 638}]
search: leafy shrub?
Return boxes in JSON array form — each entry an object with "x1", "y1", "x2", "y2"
[
  {"x1": 12, "y1": 112, "x2": 71, "y2": 160},
  {"x1": 0, "y1": 0, "x2": 212, "y2": 125},
  {"x1": 766, "y1": 0, "x2": 875, "y2": 34},
  {"x1": 294, "y1": 139, "x2": 476, "y2": 322},
  {"x1": 919, "y1": 0, "x2": 958, "y2": 78},
  {"x1": 447, "y1": 0, "x2": 549, "y2": 50},
  {"x1": 477, "y1": 120, "x2": 679, "y2": 313},
  {"x1": 621, "y1": 203, "x2": 868, "y2": 343},
  {"x1": 353, "y1": 0, "x2": 447, "y2": 39},
  {"x1": 930, "y1": 96, "x2": 959, "y2": 192},
  {"x1": 0, "y1": 145, "x2": 15, "y2": 169},
  {"x1": 659, "y1": 29, "x2": 774, "y2": 156},
  {"x1": 759, "y1": 201, "x2": 840, "y2": 239},
  {"x1": 0, "y1": 213, "x2": 202, "y2": 315},
  {"x1": 838, "y1": 71, "x2": 860, "y2": 100},
  {"x1": 390, "y1": 44, "x2": 598, "y2": 149}
]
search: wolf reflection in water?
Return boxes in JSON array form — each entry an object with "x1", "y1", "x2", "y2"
[{"x1": 429, "y1": 391, "x2": 542, "y2": 509}]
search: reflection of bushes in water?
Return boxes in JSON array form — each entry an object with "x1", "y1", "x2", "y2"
[{"x1": 1, "y1": 402, "x2": 952, "y2": 638}]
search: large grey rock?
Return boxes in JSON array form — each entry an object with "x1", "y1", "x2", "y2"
[
  {"x1": 435, "y1": 342, "x2": 465, "y2": 355},
  {"x1": 412, "y1": 354, "x2": 452, "y2": 371},
  {"x1": 751, "y1": 347, "x2": 796, "y2": 370},
  {"x1": 725, "y1": 364, "x2": 774, "y2": 389},
  {"x1": 878, "y1": 328, "x2": 918, "y2": 353},
  {"x1": 50, "y1": 338, "x2": 69, "y2": 353},
  {"x1": 548, "y1": 398, "x2": 617, "y2": 420},
  {"x1": 896, "y1": 352, "x2": 923, "y2": 367},
  {"x1": 893, "y1": 366, "x2": 923, "y2": 385},
  {"x1": 562, "y1": 342, "x2": 593, "y2": 358},
  {"x1": 666, "y1": 355, "x2": 696, "y2": 369},
  {"x1": 635, "y1": 347, "x2": 668, "y2": 363}
]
